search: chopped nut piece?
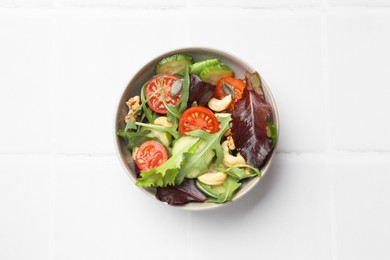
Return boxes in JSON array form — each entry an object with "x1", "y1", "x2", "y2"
[
  {"x1": 227, "y1": 135, "x2": 236, "y2": 150},
  {"x1": 125, "y1": 96, "x2": 140, "y2": 123}
]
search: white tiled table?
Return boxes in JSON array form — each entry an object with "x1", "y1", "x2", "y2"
[{"x1": 1, "y1": 1, "x2": 389, "y2": 259}]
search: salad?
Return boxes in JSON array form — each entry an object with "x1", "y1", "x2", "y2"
[{"x1": 118, "y1": 54, "x2": 277, "y2": 205}]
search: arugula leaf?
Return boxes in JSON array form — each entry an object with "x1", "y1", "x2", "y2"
[
  {"x1": 135, "y1": 122, "x2": 179, "y2": 139},
  {"x1": 196, "y1": 176, "x2": 241, "y2": 203},
  {"x1": 175, "y1": 115, "x2": 232, "y2": 184},
  {"x1": 162, "y1": 65, "x2": 190, "y2": 122},
  {"x1": 161, "y1": 92, "x2": 181, "y2": 120},
  {"x1": 216, "y1": 164, "x2": 260, "y2": 180},
  {"x1": 179, "y1": 65, "x2": 190, "y2": 113},
  {"x1": 208, "y1": 177, "x2": 241, "y2": 203},
  {"x1": 136, "y1": 137, "x2": 199, "y2": 187},
  {"x1": 117, "y1": 129, "x2": 152, "y2": 149},
  {"x1": 140, "y1": 81, "x2": 154, "y2": 123},
  {"x1": 124, "y1": 119, "x2": 137, "y2": 132},
  {"x1": 196, "y1": 181, "x2": 220, "y2": 198}
]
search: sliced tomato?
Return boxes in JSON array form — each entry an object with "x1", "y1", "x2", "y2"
[
  {"x1": 145, "y1": 74, "x2": 180, "y2": 114},
  {"x1": 213, "y1": 78, "x2": 246, "y2": 111},
  {"x1": 178, "y1": 106, "x2": 219, "y2": 136},
  {"x1": 135, "y1": 140, "x2": 168, "y2": 171}
]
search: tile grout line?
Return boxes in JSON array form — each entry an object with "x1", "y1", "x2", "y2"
[
  {"x1": 47, "y1": 5, "x2": 61, "y2": 260},
  {"x1": 320, "y1": 1, "x2": 338, "y2": 260}
]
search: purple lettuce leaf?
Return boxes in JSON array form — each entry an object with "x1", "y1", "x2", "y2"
[
  {"x1": 231, "y1": 72, "x2": 273, "y2": 168},
  {"x1": 155, "y1": 179, "x2": 207, "y2": 205},
  {"x1": 187, "y1": 74, "x2": 215, "y2": 107}
]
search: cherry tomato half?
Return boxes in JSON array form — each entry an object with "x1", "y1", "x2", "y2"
[
  {"x1": 213, "y1": 78, "x2": 246, "y2": 112},
  {"x1": 178, "y1": 106, "x2": 219, "y2": 136},
  {"x1": 145, "y1": 74, "x2": 181, "y2": 114},
  {"x1": 135, "y1": 140, "x2": 168, "y2": 171}
]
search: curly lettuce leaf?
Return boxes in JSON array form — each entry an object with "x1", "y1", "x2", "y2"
[
  {"x1": 196, "y1": 177, "x2": 241, "y2": 203},
  {"x1": 175, "y1": 115, "x2": 232, "y2": 184},
  {"x1": 136, "y1": 136, "x2": 199, "y2": 188}
]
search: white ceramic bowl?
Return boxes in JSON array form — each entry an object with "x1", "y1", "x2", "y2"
[{"x1": 114, "y1": 47, "x2": 279, "y2": 211}]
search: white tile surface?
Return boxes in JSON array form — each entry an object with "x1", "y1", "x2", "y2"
[
  {"x1": 0, "y1": 11, "x2": 52, "y2": 153},
  {"x1": 0, "y1": 156, "x2": 51, "y2": 260},
  {"x1": 0, "y1": 2, "x2": 390, "y2": 260},
  {"x1": 53, "y1": 156, "x2": 189, "y2": 260},
  {"x1": 56, "y1": 10, "x2": 188, "y2": 154},
  {"x1": 332, "y1": 154, "x2": 390, "y2": 260},
  {"x1": 328, "y1": 12, "x2": 390, "y2": 151},
  {"x1": 191, "y1": 154, "x2": 332, "y2": 260},
  {"x1": 189, "y1": 10, "x2": 325, "y2": 152}
]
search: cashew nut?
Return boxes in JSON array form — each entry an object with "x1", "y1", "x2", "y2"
[
  {"x1": 208, "y1": 95, "x2": 232, "y2": 112},
  {"x1": 153, "y1": 116, "x2": 173, "y2": 127},
  {"x1": 221, "y1": 140, "x2": 246, "y2": 167},
  {"x1": 198, "y1": 172, "x2": 227, "y2": 186}
]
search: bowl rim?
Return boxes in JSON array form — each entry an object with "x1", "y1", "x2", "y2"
[{"x1": 113, "y1": 46, "x2": 279, "y2": 211}]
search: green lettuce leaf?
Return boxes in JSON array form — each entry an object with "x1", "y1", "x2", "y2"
[
  {"x1": 196, "y1": 177, "x2": 241, "y2": 203},
  {"x1": 175, "y1": 115, "x2": 232, "y2": 184},
  {"x1": 136, "y1": 137, "x2": 199, "y2": 187}
]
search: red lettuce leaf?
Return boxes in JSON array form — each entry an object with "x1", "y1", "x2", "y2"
[
  {"x1": 187, "y1": 74, "x2": 215, "y2": 107},
  {"x1": 231, "y1": 72, "x2": 273, "y2": 168},
  {"x1": 156, "y1": 179, "x2": 207, "y2": 205}
]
